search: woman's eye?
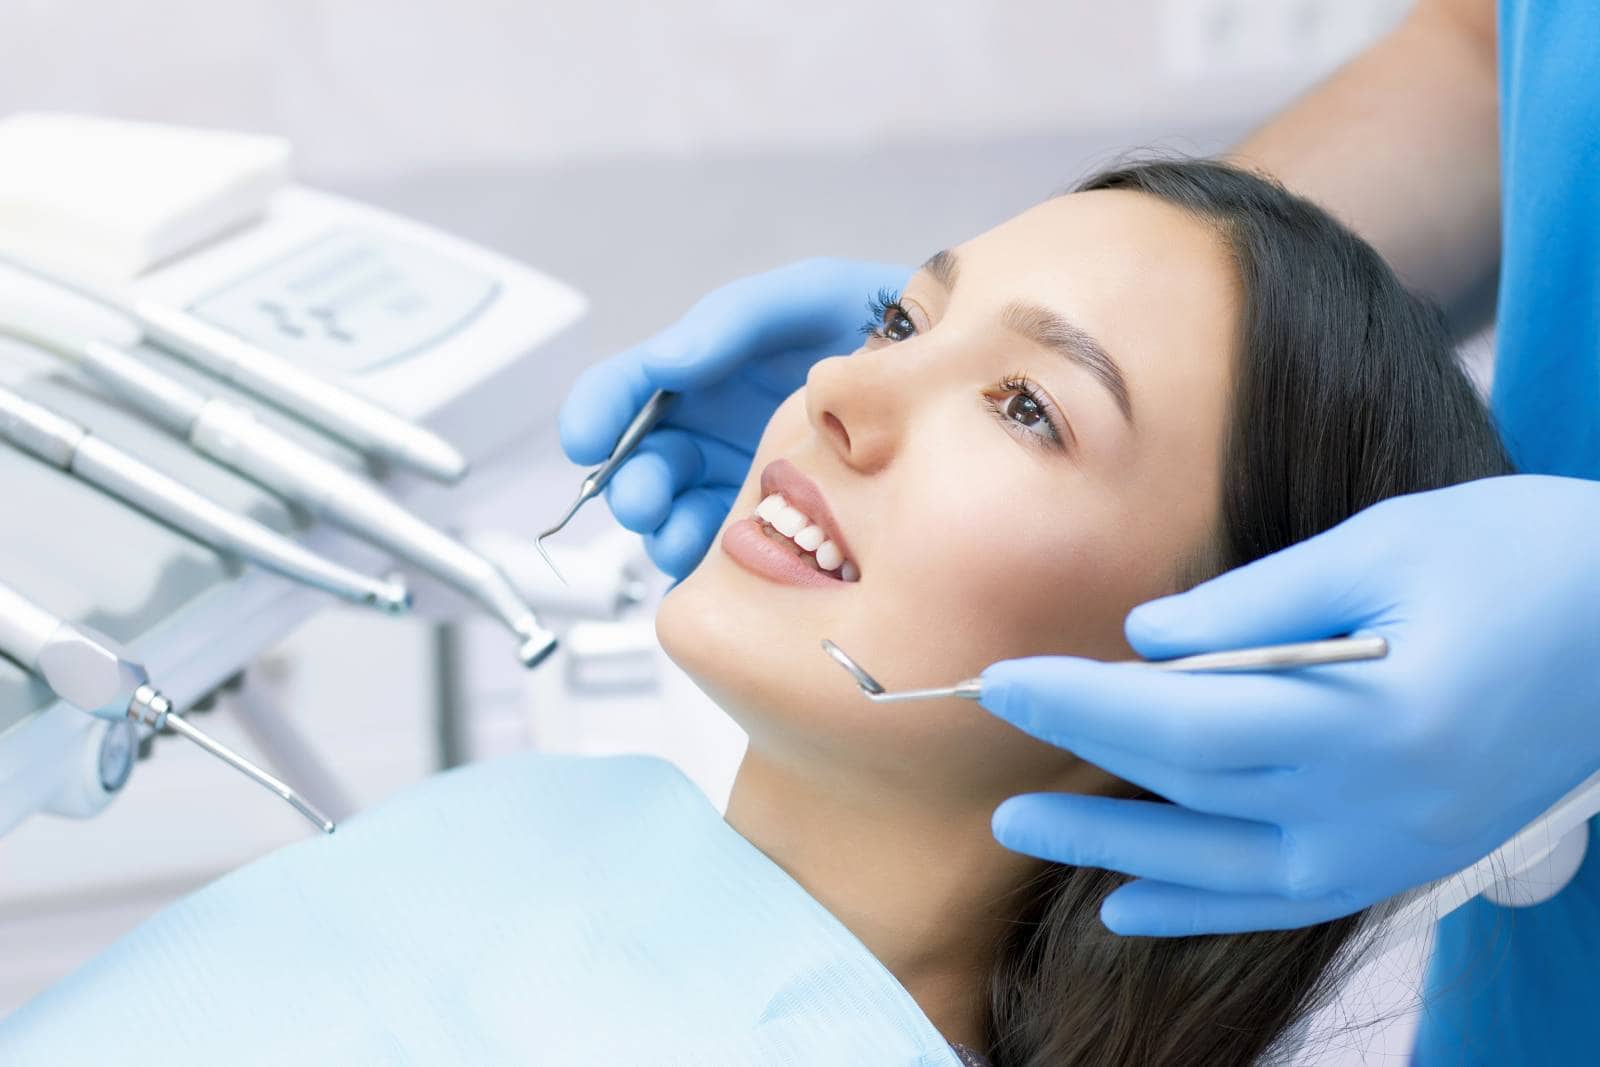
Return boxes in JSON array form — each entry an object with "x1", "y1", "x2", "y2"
[
  {"x1": 1000, "y1": 392, "x2": 1046, "y2": 429},
  {"x1": 879, "y1": 305, "x2": 916, "y2": 341},
  {"x1": 861, "y1": 289, "x2": 917, "y2": 343},
  {"x1": 989, "y1": 374, "x2": 1066, "y2": 450}
]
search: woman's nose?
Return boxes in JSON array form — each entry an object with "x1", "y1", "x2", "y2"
[{"x1": 803, "y1": 350, "x2": 908, "y2": 474}]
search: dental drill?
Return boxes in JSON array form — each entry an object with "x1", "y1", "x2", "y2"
[
  {"x1": 0, "y1": 251, "x2": 469, "y2": 483},
  {"x1": 0, "y1": 385, "x2": 411, "y2": 615},
  {"x1": 0, "y1": 579, "x2": 334, "y2": 832},
  {"x1": 821, "y1": 635, "x2": 1391, "y2": 703},
  {"x1": 3, "y1": 318, "x2": 557, "y2": 667}
]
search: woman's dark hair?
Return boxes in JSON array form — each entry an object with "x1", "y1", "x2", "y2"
[{"x1": 982, "y1": 160, "x2": 1514, "y2": 1066}]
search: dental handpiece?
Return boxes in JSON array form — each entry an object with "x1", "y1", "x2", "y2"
[
  {"x1": 20, "y1": 329, "x2": 555, "y2": 667},
  {"x1": 0, "y1": 579, "x2": 334, "y2": 833},
  {"x1": 0, "y1": 252, "x2": 468, "y2": 483},
  {"x1": 0, "y1": 386, "x2": 411, "y2": 615}
]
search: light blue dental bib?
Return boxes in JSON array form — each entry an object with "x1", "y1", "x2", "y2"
[{"x1": 0, "y1": 753, "x2": 960, "y2": 1066}]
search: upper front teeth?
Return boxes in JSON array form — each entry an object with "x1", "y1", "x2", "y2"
[
  {"x1": 755, "y1": 493, "x2": 858, "y2": 580},
  {"x1": 773, "y1": 503, "x2": 807, "y2": 537}
]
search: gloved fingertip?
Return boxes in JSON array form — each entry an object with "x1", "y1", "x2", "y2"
[
  {"x1": 1124, "y1": 594, "x2": 1186, "y2": 649},
  {"x1": 643, "y1": 536, "x2": 685, "y2": 581},
  {"x1": 976, "y1": 659, "x2": 1026, "y2": 714},
  {"x1": 644, "y1": 529, "x2": 709, "y2": 582},
  {"x1": 990, "y1": 794, "x2": 1071, "y2": 862},
  {"x1": 1099, "y1": 888, "x2": 1155, "y2": 936},
  {"x1": 977, "y1": 656, "x2": 1092, "y2": 725},
  {"x1": 556, "y1": 385, "x2": 617, "y2": 463},
  {"x1": 990, "y1": 795, "x2": 1026, "y2": 844},
  {"x1": 604, "y1": 458, "x2": 670, "y2": 534},
  {"x1": 556, "y1": 404, "x2": 604, "y2": 466},
  {"x1": 608, "y1": 497, "x2": 662, "y2": 536}
]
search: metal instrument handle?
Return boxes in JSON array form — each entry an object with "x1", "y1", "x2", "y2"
[
  {"x1": 0, "y1": 385, "x2": 86, "y2": 468},
  {"x1": 0, "y1": 580, "x2": 66, "y2": 669},
  {"x1": 583, "y1": 389, "x2": 677, "y2": 496},
  {"x1": 134, "y1": 301, "x2": 468, "y2": 483},
  {"x1": 1139, "y1": 635, "x2": 1389, "y2": 673},
  {"x1": 81, "y1": 340, "x2": 206, "y2": 434}
]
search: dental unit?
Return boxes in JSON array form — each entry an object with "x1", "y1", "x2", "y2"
[
  {"x1": 0, "y1": 113, "x2": 590, "y2": 853},
  {"x1": 0, "y1": 578, "x2": 333, "y2": 833},
  {"x1": 1, "y1": 317, "x2": 558, "y2": 669},
  {"x1": 0, "y1": 251, "x2": 469, "y2": 484},
  {"x1": 0, "y1": 385, "x2": 411, "y2": 615}
]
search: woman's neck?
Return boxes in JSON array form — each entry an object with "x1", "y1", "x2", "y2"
[{"x1": 723, "y1": 746, "x2": 1047, "y2": 1050}]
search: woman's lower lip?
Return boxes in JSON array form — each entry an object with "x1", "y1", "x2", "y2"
[{"x1": 721, "y1": 517, "x2": 844, "y2": 589}]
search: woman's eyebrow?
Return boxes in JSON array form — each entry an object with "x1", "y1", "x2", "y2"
[
  {"x1": 921, "y1": 249, "x2": 960, "y2": 291},
  {"x1": 920, "y1": 248, "x2": 1132, "y2": 422},
  {"x1": 1000, "y1": 302, "x2": 1133, "y2": 423}
]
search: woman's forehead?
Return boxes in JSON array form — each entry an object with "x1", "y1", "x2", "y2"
[
  {"x1": 955, "y1": 188, "x2": 1230, "y2": 296},
  {"x1": 941, "y1": 191, "x2": 1241, "y2": 395}
]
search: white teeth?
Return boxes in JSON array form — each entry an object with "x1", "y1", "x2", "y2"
[
  {"x1": 756, "y1": 493, "x2": 787, "y2": 522},
  {"x1": 774, "y1": 506, "x2": 808, "y2": 537},
  {"x1": 752, "y1": 490, "x2": 858, "y2": 579},
  {"x1": 814, "y1": 541, "x2": 843, "y2": 571}
]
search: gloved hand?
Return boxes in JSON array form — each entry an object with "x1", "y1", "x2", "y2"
[
  {"x1": 558, "y1": 259, "x2": 912, "y2": 578},
  {"x1": 979, "y1": 474, "x2": 1600, "y2": 935}
]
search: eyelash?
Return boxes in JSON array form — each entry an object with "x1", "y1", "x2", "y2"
[{"x1": 860, "y1": 289, "x2": 1066, "y2": 450}]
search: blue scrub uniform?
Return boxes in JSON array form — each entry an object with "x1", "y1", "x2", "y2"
[{"x1": 1414, "y1": 3, "x2": 1600, "y2": 1063}]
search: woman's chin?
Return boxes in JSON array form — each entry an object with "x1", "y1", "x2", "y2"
[
  {"x1": 656, "y1": 553, "x2": 847, "y2": 733},
  {"x1": 655, "y1": 561, "x2": 769, "y2": 706},
  {"x1": 654, "y1": 571, "x2": 707, "y2": 676}
]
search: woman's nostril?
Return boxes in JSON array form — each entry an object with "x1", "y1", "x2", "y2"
[{"x1": 824, "y1": 411, "x2": 851, "y2": 453}]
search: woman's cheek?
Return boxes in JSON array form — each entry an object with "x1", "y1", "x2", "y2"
[
  {"x1": 761, "y1": 390, "x2": 810, "y2": 444},
  {"x1": 963, "y1": 517, "x2": 1137, "y2": 659}
]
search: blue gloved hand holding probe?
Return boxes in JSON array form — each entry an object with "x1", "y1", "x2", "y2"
[
  {"x1": 981, "y1": 474, "x2": 1600, "y2": 935},
  {"x1": 558, "y1": 259, "x2": 910, "y2": 578}
]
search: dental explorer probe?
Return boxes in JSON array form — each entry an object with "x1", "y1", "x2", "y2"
[
  {"x1": 0, "y1": 386, "x2": 411, "y2": 614},
  {"x1": 6, "y1": 322, "x2": 557, "y2": 667},
  {"x1": 821, "y1": 635, "x2": 1390, "y2": 704},
  {"x1": 0, "y1": 579, "x2": 335, "y2": 833},
  {"x1": 536, "y1": 388, "x2": 677, "y2": 583},
  {"x1": 0, "y1": 252, "x2": 468, "y2": 483}
]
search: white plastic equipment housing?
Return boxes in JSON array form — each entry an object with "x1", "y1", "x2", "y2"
[{"x1": 0, "y1": 185, "x2": 587, "y2": 833}]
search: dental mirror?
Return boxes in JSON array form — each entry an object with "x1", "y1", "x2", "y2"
[
  {"x1": 820, "y1": 635, "x2": 1388, "y2": 704},
  {"x1": 819, "y1": 639, "x2": 982, "y2": 703}
]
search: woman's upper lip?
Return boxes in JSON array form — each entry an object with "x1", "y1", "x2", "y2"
[{"x1": 758, "y1": 458, "x2": 859, "y2": 568}]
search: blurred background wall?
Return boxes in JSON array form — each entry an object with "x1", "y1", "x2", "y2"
[
  {"x1": 0, "y1": 0, "x2": 1409, "y2": 179},
  {"x1": 0, "y1": 0, "x2": 1416, "y2": 356},
  {"x1": 0, "y1": 2, "x2": 1427, "y2": 1062}
]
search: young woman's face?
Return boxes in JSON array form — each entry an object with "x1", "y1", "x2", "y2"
[{"x1": 656, "y1": 189, "x2": 1241, "y2": 809}]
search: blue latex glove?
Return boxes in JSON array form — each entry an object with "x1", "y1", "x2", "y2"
[
  {"x1": 558, "y1": 259, "x2": 912, "y2": 578},
  {"x1": 980, "y1": 475, "x2": 1600, "y2": 936}
]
